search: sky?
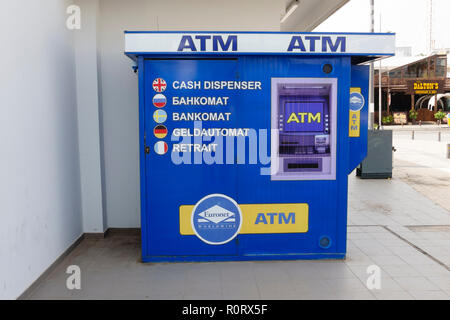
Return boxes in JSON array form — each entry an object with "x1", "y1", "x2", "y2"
[{"x1": 314, "y1": 0, "x2": 450, "y2": 56}]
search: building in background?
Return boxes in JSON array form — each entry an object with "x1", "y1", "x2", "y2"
[{"x1": 374, "y1": 53, "x2": 450, "y2": 123}]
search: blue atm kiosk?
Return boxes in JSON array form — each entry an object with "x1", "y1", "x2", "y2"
[{"x1": 125, "y1": 31, "x2": 395, "y2": 262}]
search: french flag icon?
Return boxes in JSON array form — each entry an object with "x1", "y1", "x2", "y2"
[
  {"x1": 154, "y1": 141, "x2": 168, "y2": 155},
  {"x1": 152, "y1": 94, "x2": 167, "y2": 108}
]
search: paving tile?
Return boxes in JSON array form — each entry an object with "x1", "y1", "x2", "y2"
[
  {"x1": 377, "y1": 277, "x2": 405, "y2": 291},
  {"x1": 291, "y1": 278, "x2": 333, "y2": 294},
  {"x1": 370, "y1": 255, "x2": 409, "y2": 266},
  {"x1": 398, "y1": 254, "x2": 438, "y2": 266},
  {"x1": 387, "y1": 246, "x2": 423, "y2": 256},
  {"x1": 323, "y1": 278, "x2": 368, "y2": 292},
  {"x1": 354, "y1": 244, "x2": 393, "y2": 256},
  {"x1": 382, "y1": 264, "x2": 422, "y2": 278},
  {"x1": 29, "y1": 279, "x2": 83, "y2": 300},
  {"x1": 372, "y1": 236, "x2": 407, "y2": 246},
  {"x1": 348, "y1": 233, "x2": 374, "y2": 240},
  {"x1": 360, "y1": 226, "x2": 387, "y2": 233},
  {"x1": 312, "y1": 263, "x2": 357, "y2": 279},
  {"x1": 222, "y1": 290, "x2": 260, "y2": 300},
  {"x1": 252, "y1": 264, "x2": 292, "y2": 284},
  {"x1": 393, "y1": 232, "x2": 424, "y2": 240},
  {"x1": 393, "y1": 277, "x2": 441, "y2": 291},
  {"x1": 437, "y1": 255, "x2": 450, "y2": 265},
  {"x1": 332, "y1": 290, "x2": 376, "y2": 300},
  {"x1": 346, "y1": 265, "x2": 375, "y2": 281},
  {"x1": 417, "y1": 232, "x2": 449, "y2": 240},
  {"x1": 347, "y1": 226, "x2": 366, "y2": 233},
  {"x1": 373, "y1": 290, "x2": 414, "y2": 300},
  {"x1": 183, "y1": 292, "x2": 223, "y2": 300},
  {"x1": 411, "y1": 240, "x2": 443, "y2": 249},
  {"x1": 295, "y1": 291, "x2": 339, "y2": 300},
  {"x1": 408, "y1": 290, "x2": 450, "y2": 300},
  {"x1": 344, "y1": 253, "x2": 375, "y2": 266},
  {"x1": 412, "y1": 264, "x2": 450, "y2": 277},
  {"x1": 143, "y1": 292, "x2": 185, "y2": 300},
  {"x1": 257, "y1": 283, "x2": 300, "y2": 300},
  {"x1": 427, "y1": 277, "x2": 450, "y2": 291}
]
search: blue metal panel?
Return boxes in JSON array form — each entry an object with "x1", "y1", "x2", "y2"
[
  {"x1": 234, "y1": 56, "x2": 350, "y2": 259},
  {"x1": 138, "y1": 55, "x2": 357, "y2": 262},
  {"x1": 143, "y1": 59, "x2": 239, "y2": 258},
  {"x1": 348, "y1": 65, "x2": 370, "y2": 174},
  {"x1": 137, "y1": 56, "x2": 148, "y2": 261},
  {"x1": 132, "y1": 52, "x2": 371, "y2": 262}
]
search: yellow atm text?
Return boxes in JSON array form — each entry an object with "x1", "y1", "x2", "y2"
[
  {"x1": 349, "y1": 110, "x2": 360, "y2": 137},
  {"x1": 287, "y1": 112, "x2": 321, "y2": 124}
]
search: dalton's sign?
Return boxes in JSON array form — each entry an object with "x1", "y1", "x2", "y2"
[
  {"x1": 407, "y1": 80, "x2": 445, "y2": 95},
  {"x1": 125, "y1": 31, "x2": 395, "y2": 56}
]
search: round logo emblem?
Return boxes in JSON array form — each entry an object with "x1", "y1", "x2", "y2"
[
  {"x1": 191, "y1": 194, "x2": 242, "y2": 245},
  {"x1": 154, "y1": 141, "x2": 168, "y2": 155},
  {"x1": 153, "y1": 124, "x2": 168, "y2": 139},
  {"x1": 349, "y1": 92, "x2": 365, "y2": 111},
  {"x1": 152, "y1": 94, "x2": 167, "y2": 108},
  {"x1": 152, "y1": 78, "x2": 167, "y2": 92},
  {"x1": 153, "y1": 109, "x2": 167, "y2": 124}
]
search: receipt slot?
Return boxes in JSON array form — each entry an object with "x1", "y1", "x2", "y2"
[{"x1": 125, "y1": 31, "x2": 395, "y2": 262}]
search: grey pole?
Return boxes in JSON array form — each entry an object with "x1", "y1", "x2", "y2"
[
  {"x1": 378, "y1": 14, "x2": 383, "y2": 130},
  {"x1": 368, "y1": 0, "x2": 375, "y2": 130}
]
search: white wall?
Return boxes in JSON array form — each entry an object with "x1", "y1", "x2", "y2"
[
  {"x1": 0, "y1": 0, "x2": 82, "y2": 299},
  {"x1": 96, "y1": 0, "x2": 283, "y2": 227}
]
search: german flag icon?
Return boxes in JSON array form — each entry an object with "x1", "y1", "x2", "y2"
[{"x1": 153, "y1": 125, "x2": 168, "y2": 139}]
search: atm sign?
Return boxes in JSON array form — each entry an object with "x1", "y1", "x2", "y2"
[
  {"x1": 287, "y1": 112, "x2": 321, "y2": 124},
  {"x1": 179, "y1": 203, "x2": 309, "y2": 235}
]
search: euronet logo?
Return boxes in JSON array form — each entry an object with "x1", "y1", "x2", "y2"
[
  {"x1": 192, "y1": 194, "x2": 242, "y2": 245},
  {"x1": 350, "y1": 97, "x2": 362, "y2": 104},
  {"x1": 198, "y1": 205, "x2": 236, "y2": 224},
  {"x1": 350, "y1": 96, "x2": 363, "y2": 105}
]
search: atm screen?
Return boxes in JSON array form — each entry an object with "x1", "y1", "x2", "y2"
[{"x1": 284, "y1": 101, "x2": 324, "y2": 132}]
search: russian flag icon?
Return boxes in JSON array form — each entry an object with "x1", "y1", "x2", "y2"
[{"x1": 152, "y1": 94, "x2": 167, "y2": 108}]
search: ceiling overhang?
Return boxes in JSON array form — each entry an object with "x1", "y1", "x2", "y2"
[{"x1": 281, "y1": 0, "x2": 350, "y2": 31}]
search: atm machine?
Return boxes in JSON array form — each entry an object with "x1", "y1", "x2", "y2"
[
  {"x1": 125, "y1": 31, "x2": 395, "y2": 262},
  {"x1": 271, "y1": 78, "x2": 336, "y2": 180}
]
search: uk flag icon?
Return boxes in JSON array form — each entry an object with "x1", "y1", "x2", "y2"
[{"x1": 152, "y1": 78, "x2": 167, "y2": 92}]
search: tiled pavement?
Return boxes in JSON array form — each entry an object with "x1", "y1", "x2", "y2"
[{"x1": 24, "y1": 132, "x2": 450, "y2": 300}]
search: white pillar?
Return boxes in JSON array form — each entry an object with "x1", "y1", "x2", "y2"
[{"x1": 74, "y1": 0, "x2": 106, "y2": 233}]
